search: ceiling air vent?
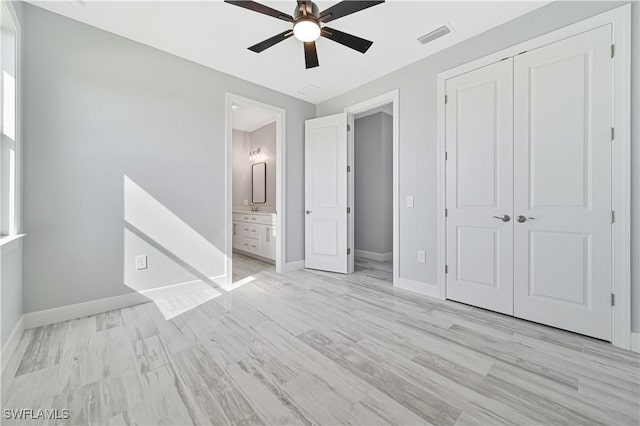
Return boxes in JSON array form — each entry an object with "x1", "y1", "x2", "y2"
[{"x1": 417, "y1": 25, "x2": 452, "y2": 45}]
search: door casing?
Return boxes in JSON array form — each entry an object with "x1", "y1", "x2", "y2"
[{"x1": 225, "y1": 93, "x2": 287, "y2": 278}]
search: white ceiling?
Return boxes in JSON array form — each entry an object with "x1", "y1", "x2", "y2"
[
  {"x1": 30, "y1": 1, "x2": 548, "y2": 104},
  {"x1": 232, "y1": 103, "x2": 277, "y2": 132}
]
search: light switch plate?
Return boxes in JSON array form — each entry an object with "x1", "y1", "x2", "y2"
[
  {"x1": 406, "y1": 195, "x2": 414, "y2": 208},
  {"x1": 417, "y1": 250, "x2": 426, "y2": 263},
  {"x1": 135, "y1": 255, "x2": 148, "y2": 270}
]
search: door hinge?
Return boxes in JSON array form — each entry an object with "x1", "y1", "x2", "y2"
[
  {"x1": 611, "y1": 44, "x2": 615, "y2": 58},
  {"x1": 347, "y1": 207, "x2": 351, "y2": 214},
  {"x1": 611, "y1": 293, "x2": 615, "y2": 306},
  {"x1": 445, "y1": 151, "x2": 448, "y2": 161},
  {"x1": 347, "y1": 124, "x2": 351, "y2": 132},
  {"x1": 347, "y1": 248, "x2": 351, "y2": 255},
  {"x1": 611, "y1": 210, "x2": 615, "y2": 224},
  {"x1": 611, "y1": 127, "x2": 615, "y2": 141},
  {"x1": 445, "y1": 264, "x2": 448, "y2": 274},
  {"x1": 444, "y1": 95, "x2": 448, "y2": 104},
  {"x1": 445, "y1": 208, "x2": 448, "y2": 217},
  {"x1": 347, "y1": 165, "x2": 351, "y2": 172}
]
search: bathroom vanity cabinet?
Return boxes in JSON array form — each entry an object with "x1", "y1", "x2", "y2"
[{"x1": 232, "y1": 212, "x2": 276, "y2": 262}]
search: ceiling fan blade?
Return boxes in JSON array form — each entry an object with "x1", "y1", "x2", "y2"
[
  {"x1": 321, "y1": 27, "x2": 373, "y2": 54},
  {"x1": 224, "y1": 0, "x2": 293, "y2": 22},
  {"x1": 248, "y1": 30, "x2": 294, "y2": 53},
  {"x1": 319, "y1": 1, "x2": 384, "y2": 23},
  {"x1": 304, "y1": 41, "x2": 319, "y2": 69}
]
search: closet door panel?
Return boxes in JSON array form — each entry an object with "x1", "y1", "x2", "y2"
[
  {"x1": 513, "y1": 25, "x2": 613, "y2": 340},
  {"x1": 445, "y1": 59, "x2": 514, "y2": 315}
]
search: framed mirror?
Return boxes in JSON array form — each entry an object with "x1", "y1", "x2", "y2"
[{"x1": 252, "y1": 162, "x2": 266, "y2": 204}]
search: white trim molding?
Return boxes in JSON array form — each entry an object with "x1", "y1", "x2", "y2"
[
  {"x1": 354, "y1": 249, "x2": 392, "y2": 262},
  {"x1": 225, "y1": 94, "x2": 287, "y2": 278},
  {"x1": 631, "y1": 333, "x2": 640, "y2": 353},
  {"x1": 0, "y1": 233, "x2": 25, "y2": 248},
  {"x1": 23, "y1": 292, "x2": 148, "y2": 330},
  {"x1": 436, "y1": 5, "x2": 632, "y2": 349},
  {"x1": 1, "y1": 0, "x2": 23, "y2": 236},
  {"x1": 397, "y1": 278, "x2": 440, "y2": 299},
  {"x1": 285, "y1": 260, "x2": 305, "y2": 272},
  {"x1": 344, "y1": 89, "x2": 400, "y2": 287},
  {"x1": 22, "y1": 275, "x2": 228, "y2": 330}
]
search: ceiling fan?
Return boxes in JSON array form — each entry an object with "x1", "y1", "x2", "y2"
[{"x1": 224, "y1": 1, "x2": 385, "y2": 69}]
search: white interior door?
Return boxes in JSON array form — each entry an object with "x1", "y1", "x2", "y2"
[
  {"x1": 513, "y1": 26, "x2": 613, "y2": 340},
  {"x1": 445, "y1": 59, "x2": 515, "y2": 315},
  {"x1": 305, "y1": 113, "x2": 348, "y2": 273}
]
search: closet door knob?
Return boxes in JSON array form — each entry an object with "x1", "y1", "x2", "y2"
[
  {"x1": 492, "y1": 215, "x2": 511, "y2": 222},
  {"x1": 516, "y1": 215, "x2": 535, "y2": 223},
  {"x1": 305, "y1": 210, "x2": 312, "y2": 215}
]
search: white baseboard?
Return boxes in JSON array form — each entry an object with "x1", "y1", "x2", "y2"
[
  {"x1": 23, "y1": 275, "x2": 227, "y2": 330},
  {"x1": 24, "y1": 292, "x2": 148, "y2": 329},
  {"x1": 285, "y1": 260, "x2": 305, "y2": 272},
  {"x1": 396, "y1": 277, "x2": 442, "y2": 299},
  {"x1": 631, "y1": 332, "x2": 640, "y2": 353},
  {"x1": 1, "y1": 315, "x2": 25, "y2": 374},
  {"x1": 354, "y1": 249, "x2": 392, "y2": 262}
]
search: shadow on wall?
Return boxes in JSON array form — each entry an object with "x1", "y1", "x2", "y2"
[{"x1": 122, "y1": 176, "x2": 254, "y2": 320}]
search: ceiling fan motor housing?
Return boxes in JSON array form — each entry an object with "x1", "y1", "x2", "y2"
[{"x1": 294, "y1": 2, "x2": 320, "y2": 22}]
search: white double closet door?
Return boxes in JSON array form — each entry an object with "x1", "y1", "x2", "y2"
[{"x1": 445, "y1": 26, "x2": 613, "y2": 340}]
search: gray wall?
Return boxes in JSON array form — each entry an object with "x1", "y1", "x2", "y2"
[
  {"x1": 249, "y1": 122, "x2": 276, "y2": 210},
  {"x1": 317, "y1": 1, "x2": 640, "y2": 331},
  {"x1": 354, "y1": 112, "x2": 393, "y2": 255},
  {"x1": 232, "y1": 122, "x2": 276, "y2": 210},
  {"x1": 22, "y1": 4, "x2": 315, "y2": 313},
  {"x1": 232, "y1": 129, "x2": 251, "y2": 209},
  {"x1": 1, "y1": 0, "x2": 23, "y2": 350}
]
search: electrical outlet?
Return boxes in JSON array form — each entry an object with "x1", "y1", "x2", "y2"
[
  {"x1": 417, "y1": 250, "x2": 426, "y2": 263},
  {"x1": 135, "y1": 255, "x2": 148, "y2": 270},
  {"x1": 406, "y1": 195, "x2": 414, "y2": 208}
]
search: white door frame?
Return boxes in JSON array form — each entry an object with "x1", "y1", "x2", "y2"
[
  {"x1": 344, "y1": 89, "x2": 399, "y2": 287},
  {"x1": 225, "y1": 93, "x2": 287, "y2": 278},
  {"x1": 436, "y1": 5, "x2": 631, "y2": 349}
]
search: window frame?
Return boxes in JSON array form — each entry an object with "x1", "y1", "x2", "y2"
[{"x1": 0, "y1": 0, "x2": 22, "y2": 244}]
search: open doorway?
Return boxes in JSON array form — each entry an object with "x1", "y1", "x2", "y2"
[
  {"x1": 225, "y1": 94, "x2": 286, "y2": 283},
  {"x1": 351, "y1": 104, "x2": 394, "y2": 283},
  {"x1": 345, "y1": 90, "x2": 399, "y2": 286}
]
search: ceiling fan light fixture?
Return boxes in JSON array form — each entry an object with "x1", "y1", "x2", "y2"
[
  {"x1": 293, "y1": 19, "x2": 320, "y2": 42},
  {"x1": 225, "y1": 0, "x2": 385, "y2": 68}
]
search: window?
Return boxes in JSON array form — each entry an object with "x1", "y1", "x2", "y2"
[{"x1": 0, "y1": 1, "x2": 20, "y2": 240}]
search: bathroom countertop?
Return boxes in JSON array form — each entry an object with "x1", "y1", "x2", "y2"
[{"x1": 233, "y1": 210, "x2": 276, "y2": 216}]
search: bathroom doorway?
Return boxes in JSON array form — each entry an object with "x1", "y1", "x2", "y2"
[{"x1": 225, "y1": 94, "x2": 286, "y2": 283}]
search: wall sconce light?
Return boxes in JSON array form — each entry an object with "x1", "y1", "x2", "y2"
[{"x1": 249, "y1": 148, "x2": 262, "y2": 162}]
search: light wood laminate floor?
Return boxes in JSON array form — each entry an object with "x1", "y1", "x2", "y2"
[{"x1": 2, "y1": 254, "x2": 638, "y2": 425}]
